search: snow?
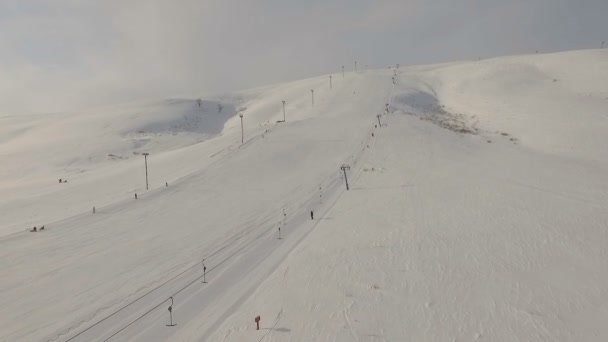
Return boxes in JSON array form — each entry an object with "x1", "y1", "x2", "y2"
[{"x1": 1, "y1": 48, "x2": 608, "y2": 341}]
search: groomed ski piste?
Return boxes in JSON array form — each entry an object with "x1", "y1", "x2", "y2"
[{"x1": 1, "y1": 48, "x2": 608, "y2": 341}]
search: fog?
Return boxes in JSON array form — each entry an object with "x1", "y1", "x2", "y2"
[{"x1": 1, "y1": 0, "x2": 606, "y2": 115}]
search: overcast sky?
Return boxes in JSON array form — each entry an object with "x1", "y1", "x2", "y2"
[{"x1": 1, "y1": 0, "x2": 606, "y2": 115}]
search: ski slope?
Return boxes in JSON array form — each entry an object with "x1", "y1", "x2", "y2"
[{"x1": 1, "y1": 48, "x2": 608, "y2": 341}]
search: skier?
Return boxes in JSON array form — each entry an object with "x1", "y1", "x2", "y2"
[
  {"x1": 310, "y1": 210, "x2": 314, "y2": 220},
  {"x1": 165, "y1": 182, "x2": 168, "y2": 187},
  {"x1": 59, "y1": 178, "x2": 62, "y2": 183},
  {"x1": 135, "y1": 193, "x2": 138, "y2": 200},
  {"x1": 30, "y1": 226, "x2": 37, "y2": 232},
  {"x1": 39, "y1": 226, "x2": 45, "y2": 231}
]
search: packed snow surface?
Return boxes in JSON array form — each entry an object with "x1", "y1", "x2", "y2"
[{"x1": 1, "y1": 49, "x2": 608, "y2": 341}]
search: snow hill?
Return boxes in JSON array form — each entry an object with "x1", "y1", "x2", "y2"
[{"x1": 1, "y1": 48, "x2": 608, "y2": 341}]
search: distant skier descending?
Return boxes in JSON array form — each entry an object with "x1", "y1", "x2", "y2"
[{"x1": 310, "y1": 210, "x2": 314, "y2": 220}]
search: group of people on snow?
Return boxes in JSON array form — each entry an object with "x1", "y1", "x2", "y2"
[
  {"x1": 27, "y1": 178, "x2": 172, "y2": 234},
  {"x1": 30, "y1": 225, "x2": 45, "y2": 232}
]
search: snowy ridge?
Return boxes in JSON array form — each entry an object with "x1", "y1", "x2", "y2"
[{"x1": 1, "y1": 49, "x2": 608, "y2": 341}]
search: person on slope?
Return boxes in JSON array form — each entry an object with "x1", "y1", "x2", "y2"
[{"x1": 310, "y1": 210, "x2": 314, "y2": 220}]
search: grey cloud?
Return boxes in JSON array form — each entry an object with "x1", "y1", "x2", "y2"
[{"x1": 0, "y1": 0, "x2": 606, "y2": 115}]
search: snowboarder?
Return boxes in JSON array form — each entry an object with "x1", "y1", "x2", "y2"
[
  {"x1": 39, "y1": 226, "x2": 45, "y2": 231},
  {"x1": 310, "y1": 210, "x2": 314, "y2": 220}
]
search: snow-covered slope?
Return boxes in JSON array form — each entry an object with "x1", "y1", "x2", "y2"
[
  {"x1": 1, "y1": 49, "x2": 608, "y2": 342},
  {"x1": 0, "y1": 97, "x2": 237, "y2": 235}
]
